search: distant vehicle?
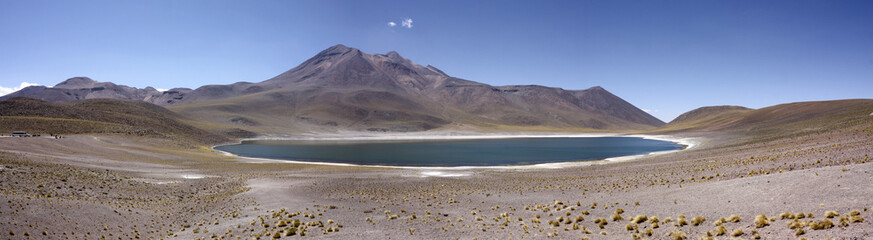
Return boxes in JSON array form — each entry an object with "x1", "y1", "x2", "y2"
[{"x1": 11, "y1": 131, "x2": 31, "y2": 137}]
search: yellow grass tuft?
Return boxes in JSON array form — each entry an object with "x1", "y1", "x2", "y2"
[
  {"x1": 810, "y1": 219, "x2": 834, "y2": 230},
  {"x1": 283, "y1": 228, "x2": 296, "y2": 236},
  {"x1": 731, "y1": 228, "x2": 744, "y2": 236},
  {"x1": 839, "y1": 216, "x2": 850, "y2": 227},
  {"x1": 714, "y1": 225, "x2": 727, "y2": 236},
  {"x1": 611, "y1": 213, "x2": 624, "y2": 222},
  {"x1": 787, "y1": 219, "x2": 805, "y2": 229},
  {"x1": 675, "y1": 217, "x2": 688, "y2": 227},
  {"x1": 795, "y1": 228, "x2": 805, "y2": 236},
  {"x1": 754, "y1": 215, "x2": 769, "y2": 228},
  {"x1": 632, "y1": 215, "x2": 648, "y2": 224},
  {"x1": 668, "y1": 229, "x2": 687, "y2": 240},
  {"x1": 594, "y1": 218, "x2": 608, "y2": 229},
  {"x1": 691, "y1": 216, "x2": 706, "y2": 226},
  {"x1": 727, "y1": 215, "x2": 741, "y2": 223}
]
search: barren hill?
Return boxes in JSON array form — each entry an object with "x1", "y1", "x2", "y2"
[
  {"x1": 657, "y1": 105, "x2": 754, "y2": 132},
  {"x1": 0, "y1": 97, "x2": 227, "y2": 145},
  {"x1": 655, "y1": 99, "x2": 873, "y2": 134}
]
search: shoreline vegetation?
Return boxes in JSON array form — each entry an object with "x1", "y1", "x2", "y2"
[{"x1": 1, "y1": 98, "x2": 872, "y2": 239}]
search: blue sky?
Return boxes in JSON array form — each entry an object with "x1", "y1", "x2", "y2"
[{"x1": 1, "y1": 0, "x2": 871, "y2": 122}]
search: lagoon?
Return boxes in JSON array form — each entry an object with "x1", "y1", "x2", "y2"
[{"x1": 215, "y1": 137, "x2": 684, "y2": 167}]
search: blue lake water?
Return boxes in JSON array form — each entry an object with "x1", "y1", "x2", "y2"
[{"x1": 215, "y1": 137, "x2": 685, "y2": 167}]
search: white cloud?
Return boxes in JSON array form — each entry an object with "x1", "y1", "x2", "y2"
[
  {"x1": 401, "y1": 18, "x2": 413, "y2": 28},
  {"x1": 0, "y1": 82, "x2": 42, "y2": 96},
  {"x1": 387, "y1": 21, "x2": 397, "y2": 27},
  {"x1": 642, "y1": 109, "x2": 659, "y2": 113},
  {"x1": 156, "y1": 88, "x2": 169, "y2": 92}
]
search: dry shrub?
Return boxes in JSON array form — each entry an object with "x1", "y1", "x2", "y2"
[
  {"x1": 754, "y1": 215, "x2": 770, "y2": 228},
  {"x1": 715, "y1": 225, "x2": 727, "y2": 236},
  {"x1": 727, "y1": 215, "x2": 741, "y2": 223},
  {"x1": 691, "y1": 216, "x2": 706, "y2": 226},
  {"x1": 668, "y1": 230, "x2": 686, "y2": 240},
  {"x1": 731, "y1": 228, "x2": 744, "y2": 236},
  {"x1": 810, "y1": 219, "x2": 834, "y2": 230},
  {"x1": 632, "y1": 215, "x2": 648, "y2": 224},
  {"x1": 611, "y1": 213, "x2": 624, "y2": 222}
]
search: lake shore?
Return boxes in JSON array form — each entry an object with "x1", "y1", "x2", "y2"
[
  {"x1": 1, "y1": 127, "x2": 871, "y2": 239},
  {"x1": 213, "y1": 133, "x2": 697, "y2": 170}
]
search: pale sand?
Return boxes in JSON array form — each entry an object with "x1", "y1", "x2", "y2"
[{"x1": 1, "y1": 127, "x2": 871, "y2": 239}]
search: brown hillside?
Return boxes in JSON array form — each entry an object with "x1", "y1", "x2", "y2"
[
  {"x1": 657, "y1": 105, "x2": 754, "y2": 132},
  {"x1": 0, "y1": 97, "x2": 228, "y2": 145},
  {"x1": 654, "y1": 99, "x2": 873, "y2": 135},
  {"x1": 669, "y1": 105, "x2": 752, "y2": 124}
]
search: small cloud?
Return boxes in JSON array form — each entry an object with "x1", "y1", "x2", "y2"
[
  {"x1": 401, "y1": 18, "x2": 413, "y2": 28},
  {"x1": 642, "y1": 109, "x2": 659, "y2": 113},
  {"x1": 156, "y1": 88, "x2": 169, "y2": 92},
  {"x1": 0, "y1": 82, "x2": 42, "y2": 96},
  {"x1": 387, "y1": 21, "x2": 396, "y2": 27}
]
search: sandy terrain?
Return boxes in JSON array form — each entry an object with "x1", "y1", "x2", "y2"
[{"x1": 1, "y1": 125, "x2": 872, "y2": 239}]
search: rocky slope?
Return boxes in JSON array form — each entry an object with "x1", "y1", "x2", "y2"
[
  {"x1": 167, "y1": 45, "x2": 664, "y2": 132},
  {"x1": 2, "y1": 45, "x2": 665, "y2": 133}
]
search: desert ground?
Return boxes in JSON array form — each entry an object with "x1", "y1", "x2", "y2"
[{"x1": 1, "y1": 121, "x2": 872, "y2": 240}]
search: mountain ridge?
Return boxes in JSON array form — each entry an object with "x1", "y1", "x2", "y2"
[
  {"x1": 1, "y1": 44, "x2": 664, "y2": 133},
  {"x1": 0, "y1": 77, "x2": 191, "y2": 104}
]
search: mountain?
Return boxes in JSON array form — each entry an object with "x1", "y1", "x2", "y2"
[
  {"x1": 1, "y1": 44, "x2": 665, "y2": 133},
  {"x1": 166, "y1": 45, "x2": 664, "y2": 132},
  {"x1": 655, "y1": 99, "x2": 873, "y2": 134},
  {"x1": 0, "y1": 77, "x2": 198, "y2": 104},
  {"x1": 0, "y1": 97, "x2": 227, "y2": 145}
]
